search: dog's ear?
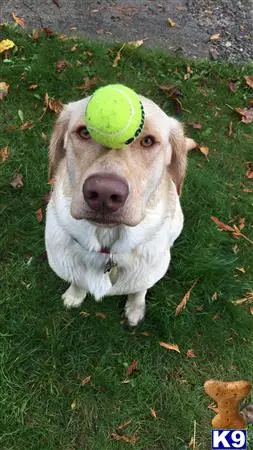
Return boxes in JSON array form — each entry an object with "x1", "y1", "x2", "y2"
[
  {"x1": 168, "y1": 121, "x2": 196, "y2": 195},
  {"x1": 48, "y1": 106, "x2": 69, "y2": 179}
]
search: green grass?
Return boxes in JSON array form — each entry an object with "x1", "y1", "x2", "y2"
[{"x1": 0, "y1": 25, "x2": 253, "y2": 449}]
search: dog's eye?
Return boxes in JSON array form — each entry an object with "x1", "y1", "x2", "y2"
[
  {"x1": 140, "y1": 135, "x2": 155, "y2": 148},
  {"x1": 77, "y1": 126, "x2": 91, "y2": 140}
]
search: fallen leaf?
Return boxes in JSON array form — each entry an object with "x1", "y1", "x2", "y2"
[
  {"x1": 228, "y1": 81, "x2": 237, "y2": 93},
  {"x1": 210, "y1": 33, "x2": 220, "y2": 40},
  {"x1": 113, "y1": 43, "x2": 125, "y2": 67},
  {"x1": 36, "y1": 208, "x2": 43, "y2": 223},
  {"x1": 0, "y1": 82, "x2": 9, "y2": 100},
  {"x1": 111, "y1": 433, "x2": 137, "y2": 444},
  {"x1": 249, "y1": 306, "x2": 253, "y2": 316},
  {"x1": 81, "y1": 375, "x2": 91, "y2": 385},
  {"x1": 175, "y1": 279, "x2": 198, "y2": 316},
  {"x1": 210, "y1": 216, "x2": 234, "y2": 232},
  {"x1": 139, "y1": 331, "x2": 151, "y2": 336},
  {"x1": 95, "y1": 312, "x2": 106, "y2": 319},
  {"x1": 186, "y1": 348, "x2": 197, "y2": 358},
  {"x1": 48, "y1": 177, "x2": 55, "y2": 185},
  {"x1": 56, "y1": 59, "x2": 69, "y2": 72},
  {"x1": 79, "y1": 311, "x2": 90, "y2": 317},
  {"x1": 20, "y1": 121, "x2": 34, "y2": 130},
  {"x1": 126, "y1": 359, "x2": 138, "y2": 376},
  {"x1": 191, "y1": 123, "x2": 202, "y2": 129},
  {"x1": 12, "y1": 12, "x2": 25, "y2": 27},
  {"x1": 150, "y1": 408, "x2": 157, "y2": 418},
  {"x1": 42, "y1": 28, "x2": 54, "y2": 37},
  {"x1": 236, "y1": 267, "x2": 246, "y2": 274},
  {"x1": 71, "y1": 45, "x2": 77, "y2": 52},
  {"x1": 244, "y1": 76, "x2": 253, "y2": 89},
  {"x1": 0, "y1": 39, "x2": 15, "y2": 53},
  {"x1": 168, "y1": 18, "x2": 176, "y2": 27},
  {"x1": 28, "y1": 84, "x2": 39, "y2": 90},
  {"x1": 158, "y1": 84, "x2": 183, "y2": 114},
  {"x1": 76, "y1": 76, "x2": 98, "y2": 91},
  {"x1": 243, "y1": 188, "x2": 253, "y2": 193},
  {"x1": 235, "y1": 107, "x2": 253, "y2": 124},
  {"x1": 126, "y1": 39, "x2": 144, "y2": 49},
  {"x1": 159, "y1": 342, "x2": 180, "y2": 353},
  {"x1": 71, "y1": 399, "x2": 77, "y2": 409},
  {"x1": 239, "y1": 217, "x2": 245, "y2": 230},
  {"x1": 117, "y1": 419, "x2": 132, "y2": 430},
  {"x1": 32, "y1": 29, "x2": 40, "y2": 40},
  {"x1": 212, "y1": 314, "x2": 221, "y2": 320},
  {"x1": 0, "y1": 146, "x2": 9, "y2": 162},
  {"x1": 198, "y1": 145, "x2": 209, "y2": 157},
  {"x1": 246, "y1": 162, "x2": 253, "y2": 179},
  {"x1": 10, "y1": 173, "x2": 24, "y2": 189},
  {"x1": 48, "y1": 98, "x2": 63, "y2": 114},
  {"x1": 232, "y1": 292, "x2": 253, "y2": 305},
  {"x1": 212, "y1": 292, "x2": 218, "y2": 301},
  {"x1": 41, "y1": 132, "x2": 48, "y2": 140}
]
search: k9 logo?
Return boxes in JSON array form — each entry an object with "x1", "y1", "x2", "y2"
[{"x1": 212, "y1": 430, "x2": 247, "y2": 449}]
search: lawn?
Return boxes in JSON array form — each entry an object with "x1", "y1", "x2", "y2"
[{"x1": 0, "y1": 25, "x2": 253, "y2": 450}]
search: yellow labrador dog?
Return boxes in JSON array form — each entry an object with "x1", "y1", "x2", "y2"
[{"x1": 45, "y1": 92, "x2": 195, "y2": 326}]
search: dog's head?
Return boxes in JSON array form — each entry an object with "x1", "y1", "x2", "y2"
[{"x1": 49, "y1": 95, "x2": 195, "y2": 227}]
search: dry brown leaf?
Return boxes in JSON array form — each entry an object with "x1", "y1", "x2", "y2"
[
  {"x1": 228, "y1": 81, "x2": 237, "y2": 93},
  {"x1": 126, "y1": 39, "x2": 144, "y2": 49},
  {"x1": 80, "y1": 311, "x2": 90, "y2": 317},
  {"x1": 36, "y1": 208, "x2": 43, "y2": 223},
  {"x1": 48, "y1": 98, "x2": 63, "y2": 114},
  {"x1": 32, "y1": 30, "x2": 40, "y2": 40},
  {"x1": 0, "y1": 146, "x2": 9, "y2": 162},
  {"x1": 42, "y1": 28, "x2": 54, "y2": 37},
  {"x1": 111, "y1": 433, "x2": 137, "y2": 444},
  {"x1": 12, "y1": 12, "x2": 25, "y2": 27},
  {"x1": 10, "y1": 173, "x2": 24, "y2": 189},
  {"x1": 41, "y1": 132, "x2": 48, "y2": 141},
  {"x1": 246, "y1": 162, "x2": 253, "y2": 179},
  {"x1": 244, "y1": 76, "x2": 253, "y2": 89},
  {"x1": 95, "y1": 312, "x2": 106, "y2": 319},
  {"x1": 232, "y1": 292, "x2": 253, "y2": 305},
  {"x1": 242, "y1": 187, "x2": 252, "y2": 193},
  {"x1": 186, "y1": 348, "x2": 197, "y2": 358},
  {"x1": 210, "y1": 216, "x2": 234, "y2": 232},
  {"x1": 198, "y1": 145, "x2": 209, "y2": 156},
  {"x1": 71, "y1": 45, "x2": 77, "y2": 52},
  {"x1": 20, "y1": 121, "x2": 34, "y2": 130},
  {"x1": 235, "y1": 107, "x2": 253, "y2": 124},
  {"x1": 168, "y1": 18, "x2": 176, "y2": 27},
  {"x1": 249, "y1": 306, "x2": 253, "y2": 316},
  {"x1": 139, "y1": 331, "x2": 151, "y2": 336},
  {"x1": 191, "y1": 123, "x2": 202, "y2": 129},
  {"x1": 76, "y1": 76, "x2": 98, "y2": 91},
  {"x1": 236, "y1": 267, "x2": 246, "y2": 274},
  {"x1": 81, "y1": 375, "x2": 91, "y2": 385},
  {"x1": 175, "y1": 279, "x2": 198, "y2": 316},
  {"x1": 117, "y1": 419, "x2": 132, "y2": 430},
  {"x1": 239, "y1": 217, "x2": 245, "y2": 230},
  {"x1": 113, "y1": 43, "x2": 125, "y2": 67},
  {"x1": 210, "y1": 33, "x2": 220, "y2": 40},
  {"x1": 150, "y1": 408, "x2": 157, "y2": 418},
  {"x1": 212, "y1": 292, "x2": 218, "y2": 301},
  {"x1": 126, "y1": 359, "x2": 138, "y2": 376},
  {"x1": 159, "y1": 342, "x2": 180, "y2": 353},
  {"x1": 0, "y1": 82, "x2": 9, "y2": 100},
  {"x1": 56, "y1": 60, "x2": 69, "y2": 72},
  {"x1": 28, "y1": 84, "x2": 39, "y2": 90}
]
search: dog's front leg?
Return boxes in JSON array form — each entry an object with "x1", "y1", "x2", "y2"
[
  {"x1": 125, "y1": 290, "x2": 147, "y2": 326},
  {"x1": 62, "y1": 283, "x2": 87, "y2": 308}
]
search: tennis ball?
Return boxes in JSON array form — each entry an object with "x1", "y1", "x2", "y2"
[{"x1": 85, "y1": 84, "x2": 145, "y2": 149}]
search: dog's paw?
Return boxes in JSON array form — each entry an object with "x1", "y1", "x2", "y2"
[
  {"x1": 125, "y1": 303, "x2": 146, "y2": 327},
  {"x1": 62, "y1": 285, "x2": 87, "y2": 309}
]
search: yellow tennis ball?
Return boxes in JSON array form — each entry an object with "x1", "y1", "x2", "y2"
[{"x1": 85, "y1": 84, "x2": 145, "y2": 149}]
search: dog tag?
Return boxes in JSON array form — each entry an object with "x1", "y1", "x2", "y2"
[{"x1": 104, "y1": 254, "x2": 118, "y2": 285}]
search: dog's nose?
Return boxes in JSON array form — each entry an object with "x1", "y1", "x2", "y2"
[{"x1": 83, "y1": 174, "x2": 129, "y2": 213}]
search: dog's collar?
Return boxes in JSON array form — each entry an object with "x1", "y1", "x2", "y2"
[{"x1": 71, "y1": 236, "x2": 118, "y2": 284}]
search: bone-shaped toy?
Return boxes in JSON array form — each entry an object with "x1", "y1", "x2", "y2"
[{"x1": 204, "y1": 379, "x2": 251, "y2": 429}]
